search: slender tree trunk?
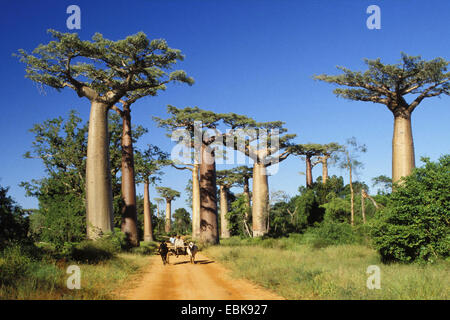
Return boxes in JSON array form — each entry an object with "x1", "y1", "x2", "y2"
[
  {"x1": 243, "y1": 177, "x2": 251, "y2": 210},
  {"x1": 199, "y1": 143, "x2": 219, "y2": 244},
  {"x1": 392, "y1": 114, "x2": 415, "y2": 183},
  {"x1": 143, "y1": 181, "x2": 153, "y2": 242},
  {"x1": 86, "y1": 101, "x2": 114, "y2": 239},
  {"x1": 321, "y1": 157, "x2": 329, "y2": 184},
  {"x1": 192, "y1": 164, "x2": 201, "y2": 240},
  {"x1": 252, "y1": 162, "x2": 269, "y2": 237},
  {"x1": 219, "y1": 185, "x2": 230, "y2": 238},
  {"x1": 165, "y1": 200, "x2": 172, "y2": 233},
  {"x1": 361, "y1": 189, "x2": 366, "y2": 225},
  {"x1": 305, "y1": 156, "x2": 313, "y2": 188},
  {"x1": 120, "y1": 106, "x2": 139, "y2": 246},
  {"x1": 243, "y1": 177, "x2": 252, "y2": 236},
  {"x1": 348, "y1": 153, "x2": 354, "y2": 226}
]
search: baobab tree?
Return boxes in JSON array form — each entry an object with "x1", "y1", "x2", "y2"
[
  {"x1": 134, "y1": 145, "x2": 169, "y2": 242},
  {"x1": 110, "y1": 80, "x2": 193, "y2": 246},
  {"x1": 216, "y1": 169, "x2": 238, "y2": 239},
  {"x1": 17, "y1": 30, "x2": 192, "y2": 239},
  {"x1": 156, "y1": 187, "x2": 180, "y2": 233},
  {"x1": 312, "y1": 143, "x2": 343, "y2": 184},
  {"x1": 315, "y1": 53, "x2": 449, "y2": 183},
  {"x1": 226, "y1": 121, "x2": 295, "y2": 237},
  {"x1": 289, "y1": 144, "x2": 325, "y2": 188},
  {"x1": 155, "y1": 106, "x2": 254, "y2": 244}
]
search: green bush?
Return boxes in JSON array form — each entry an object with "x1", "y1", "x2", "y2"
[
  {"x1": 70, "y1": 241, "x2": 115, "y2": 264},
  {"x1": 303, "y1": 222, "x2": 368, "y2": 248},
  {"x1": 371, "y1": 156, "x2": 450, "y2": 263},
  {"x1": 0, "y1": 244, "x2": 32, "y2": 286},
  {"x1": 132, "y1": 241, "x2": 158, "y2": 255}
]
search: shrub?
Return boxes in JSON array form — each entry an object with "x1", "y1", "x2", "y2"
[
  {"x1": 0, "y1": 244, "x2": 32, "y2": 286},
  {"x1": 371, "y1": 156, "x2": 450, "y2": 263},
  {"x1": 131, "y1": 241, "x2": 158, "y2": 255}
]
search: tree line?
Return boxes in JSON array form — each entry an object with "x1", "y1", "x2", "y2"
[{"x1": 11, "y1": 30, "x2": 449, "y2": 261}]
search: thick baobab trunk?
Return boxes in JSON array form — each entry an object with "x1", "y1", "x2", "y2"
[
  {"x1": 199, "y1": 144, "x2": 219, "y2": 244},
  {"x1": 219, "y1": 185, "x2": 230, "y2": 238},
  {"x1": 143, "y1": 181, "x2": 153, "y2": 242},
  {"x1": 120, "y1": 106, "x2": 139, "y2": 246},
  {"x1": 252, "y1": 162, "x2": 269, "y2": 237},
  {"x1": 165, "y1": 200, "x2": 172, "y2": 233},
  {"x1": 305, "y1": 156, "x2": 313, "y2": 188},
  {"x1": 86, "y1": 101, "x2": 114, "y2": 239},
  {"x1": 321, "y1": 157, "x2": 329, "y2": 184},
  {"x1": 392, "y1": 114, "x2": 415, "y2": 183},
  {"x1": 192, "y1": 164, "x2": 201, "y2": 240}
]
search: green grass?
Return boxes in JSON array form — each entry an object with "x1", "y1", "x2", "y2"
[
  {"x1": 205, "y1": 237, "x2": 449, "y2": 300},
  {"x1": 0, "y1": 242, "x2": 152, "y2": 300}
]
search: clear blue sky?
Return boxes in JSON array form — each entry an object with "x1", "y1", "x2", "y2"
[{"x1": 1, "y1": 0, "x2": 449, "y2": 212}]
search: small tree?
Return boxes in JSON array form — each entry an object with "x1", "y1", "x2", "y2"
[
  {"x1": 315, "y1": 53, "x2": 449, "y2": 183},
  {"x1": 339, "y1": 138, "x2": 367, "y2": 226},
  {"x1": 156, "y1": 187, "x2": 180, "y2": 233}
]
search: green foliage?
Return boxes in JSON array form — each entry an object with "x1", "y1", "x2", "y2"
[
  {"x1": 0, "y1": 244, "x2": 33, "y2": 286},
  {"x1": 0, "y1": 185, "x2": 29, "y2": 248},
  {"x1": 371, "y1": 155, "x2": 450, "y2": 263},
  {"x1": 70, "y1": 230, "x2": 126, "y2": 264},
  {"x1": 305, "y1": 222, "x2": 369, "y2": 248},
  {"x1": 315, "y1": 53, "x2": 449, "y2": 113},
  {"x1": 227, "y1": 194, "x2": 251, "y2": 237},
  {"x1": 172, "y1": 208, "x2": 191, "y2": 235},
  {"x1": 131, "y1": 241, "x2": 158, "y2": 255},
  {"x1": 16, "y1": 30, "x2": 193, "y2": 103},
  {"x1": 156, "y1": 186, "x2": 180, "y2": 202}
]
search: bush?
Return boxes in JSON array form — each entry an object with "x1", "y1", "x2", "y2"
[
  {"x1": 70, "y1": 241, "x2": 115, "y2": 264},
  {"x1": 371, "y1": 156, "x2": 450, "y2": 263},
  {"x1": 131, "y1": 241, "x2": 158, "y2": 255},
  {"x1": 304, "y1": 222, "x2": 368, "y2": 248},
  {"x1": 0, "y1": 244, "x2": 32, "y2": 286}
]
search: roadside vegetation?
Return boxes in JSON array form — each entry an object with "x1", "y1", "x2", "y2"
[{"x1": 205, "y1": 237, "x2": 449, "y2": 300}]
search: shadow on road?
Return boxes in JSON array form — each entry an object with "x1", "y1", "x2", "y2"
[{"x1": 171, "y1": 259, "x2": 215, "y2": 265}]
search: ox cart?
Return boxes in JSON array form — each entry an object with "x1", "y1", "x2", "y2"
[{"x1": 164, "y1": 243, "x2": 188, "y2": 264}]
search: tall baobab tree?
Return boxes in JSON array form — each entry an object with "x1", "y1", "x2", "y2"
[
  {"x1": 315, "y1": 53, "x2": 449, "y2": 183},
  {"x1": 156, "y1": 187, "x2": 180, "y2": 234},
  {"x1": 110, "y1": 81, "x2": 193, "y2": 246},
  {"x1": 135, "y1": 145, "x2": 169, "y2": 242},
  {"x1": 155, "y1": 107, "x2": 254, "y2": 244},
  {"x1": 17, "y1": 30, "x2": 192, "y2": 239},
  {"x1": 226, "y1": 121, "x2": 295, "y2": 237}
]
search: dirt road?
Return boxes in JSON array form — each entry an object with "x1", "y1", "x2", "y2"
[{"x1": 117, "y1": 253, "x2": 284, "y2": 300}]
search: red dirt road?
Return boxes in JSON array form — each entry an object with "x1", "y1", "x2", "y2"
[{"x1": 117, "y1": 253, "x2": 284, "y2": 300}]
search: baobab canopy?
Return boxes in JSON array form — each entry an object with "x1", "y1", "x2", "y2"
[{"x1": 315, "y1": 53, "x2": 449, "y2": 183}]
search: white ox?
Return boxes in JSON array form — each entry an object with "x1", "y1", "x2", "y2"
[{"x1": 186, "y1": 242, "x2": 198, "y2": 264}]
